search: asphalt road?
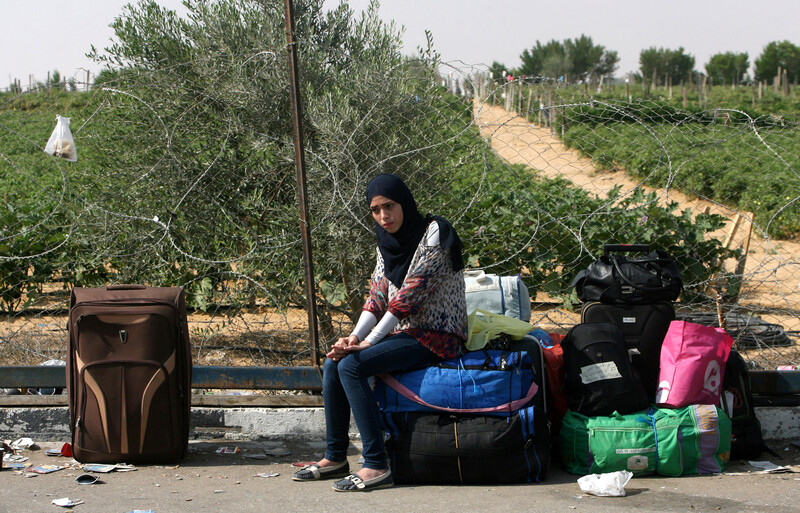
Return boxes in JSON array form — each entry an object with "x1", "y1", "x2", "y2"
[{"x1": 2, "y1": 439, "x2": 800, "y2": 513}]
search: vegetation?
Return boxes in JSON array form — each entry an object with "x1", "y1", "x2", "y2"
[
  {"x1": 502, "y1": 78, "x2": 800, "y2": 239},
  {"x1": 639, "y1": 46, "x2": 695, "y2": 87},
  {"x1": 705, "y1": 52, "x2": 749, "y2": 86},
  {"x1": 517, "y1": 35, "x2": 618, "y2": 82},
  {"x1": 0, "y1": 0, "x2": 782, "y2": 320},
  {"x1": 561, "y1": 108, "x2": 800, "y2": 239},
  {"x1": 754, "y1": 40, "x2": 800, "y2": 83}
]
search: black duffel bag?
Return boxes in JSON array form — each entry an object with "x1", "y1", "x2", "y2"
[
  {"x1": 571, "y1": 244, "x2": 683, "y2": 304},
  {"x1": 383, "y1": 406, "x2": 550, "y2": 484}
]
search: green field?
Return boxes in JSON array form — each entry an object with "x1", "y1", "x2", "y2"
[
  {"x1": 0, "y1": 87, "x2": 736, "y2": 313},
  {"x1": 509, "y1": 82, "x2": 800, "y2": 239}
]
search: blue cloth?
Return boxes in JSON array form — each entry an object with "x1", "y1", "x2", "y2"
[{"x1": 323, "y1": 333, "x2": 441, "y2": 469}]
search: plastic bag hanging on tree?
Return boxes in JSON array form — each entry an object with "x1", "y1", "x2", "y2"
[{"x1": 44, "y1": 115, "x2": 77, "y2": 161}]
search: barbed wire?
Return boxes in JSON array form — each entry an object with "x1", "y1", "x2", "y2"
[{"x1": 1, "y1": 48, "x2": 799, "y2": 372}]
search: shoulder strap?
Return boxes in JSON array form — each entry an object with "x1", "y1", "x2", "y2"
[{"x1": 377, "y1": 373, "x2": 538, "y2": 414}]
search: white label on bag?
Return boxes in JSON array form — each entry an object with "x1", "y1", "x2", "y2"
[
  {"x1": 580, "y1": 362, "x2": 622, "y2": 384},
  {"x1": 703, "y1": 360, "x2": 722, "y2": 394},
  {"x1": 622, "y1": 317, "x2": 637, "y2": 323},
  {"x1": 616, "y1": 447, "x2": 656, "y2": 454}
]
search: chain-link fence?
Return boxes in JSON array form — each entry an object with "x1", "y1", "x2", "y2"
[{"x1": 1, "y1": 0, "x2": 798, "y2": 375}]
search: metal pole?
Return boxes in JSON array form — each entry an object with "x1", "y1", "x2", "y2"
[{"x1": 283, "y1": 0, "x2": 321, "y2": 371}]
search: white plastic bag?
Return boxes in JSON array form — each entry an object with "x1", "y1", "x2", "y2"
[
  {"x1": 577, "y1": 470, "x2": 633, "y2": 497},
  {"x1": 44, "y1": 115, "x2": 77, "y2": 161}
]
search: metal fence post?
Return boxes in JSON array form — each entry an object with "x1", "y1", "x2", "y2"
[{"x1": 284, "y1": 0, "x2": 321, "y2": 373}]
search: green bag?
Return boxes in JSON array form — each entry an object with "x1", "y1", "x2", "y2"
[{"x1": 560, "y1": 404, "x2": 731, "y2": 476}]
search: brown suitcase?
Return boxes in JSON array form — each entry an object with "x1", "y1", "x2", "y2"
[{"x1": 67, "y1": 285, "x2": 192, "y2": 463}]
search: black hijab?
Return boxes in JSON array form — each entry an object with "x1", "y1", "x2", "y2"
[{"x1": 366, "y1": 174, "x2": 464, "y2": 288}]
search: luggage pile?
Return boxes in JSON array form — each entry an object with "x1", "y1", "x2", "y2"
[
  {"x1": 559, "y1": 244, "x2": 745, "y2": 476},
  {"x1": 375, "y1": 272, "x2": 552, "y2": 484}
]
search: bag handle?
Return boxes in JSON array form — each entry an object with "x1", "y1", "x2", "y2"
[
  {"x1": 609, "y1": 254, "x2": 673, "y2": 293},
  {"x1": 107, "y1": 284, "x2": 147, "y2": 290},
  {"x1": 463, "y1": 269, "x2": 491, "y2": 283},
  {"x1": 603, "y1": 243, "x2": 650, "y2": 254}
]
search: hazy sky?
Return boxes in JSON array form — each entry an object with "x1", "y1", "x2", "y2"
[{"x1": 2, "y1": 0, "x2": 798, "y2": 87}]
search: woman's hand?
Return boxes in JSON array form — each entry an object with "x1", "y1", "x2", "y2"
[{"x1": 326, "y1": 335, "x2": 373, "y2": 361}]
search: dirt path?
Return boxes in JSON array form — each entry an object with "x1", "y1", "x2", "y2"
[{"x1": 473, "y1": 101, "x2": 800, "y2": 330}]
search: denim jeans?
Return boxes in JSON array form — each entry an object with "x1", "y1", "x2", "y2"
[{"x1": 322, "y1": 333, "x2": 441, "y2": 470}]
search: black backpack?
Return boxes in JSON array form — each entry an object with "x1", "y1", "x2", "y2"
[
  {"x1": 563, "y1": 322, "x2": 649, "y2": 417},
  {"x1": 721, "y1": 350, "x2": 769, "y2": 460}
]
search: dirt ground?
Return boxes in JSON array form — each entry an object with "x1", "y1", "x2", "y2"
[{"x1": 474, "y1": 100, "x2": 800, "y2": 338}]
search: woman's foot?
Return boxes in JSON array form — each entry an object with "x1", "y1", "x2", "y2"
[
  {"x1": 332, "y1": 468, "x2": 393, "y2": 492},
  {"x1": 291, "y1": 458, "x2": 350, "y2": 481},
  {"x1": 355, "y1": 467, "x2": 388, "y2": 481}
]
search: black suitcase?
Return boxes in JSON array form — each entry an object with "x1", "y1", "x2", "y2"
[
  {"x1": 67, "y1": 285, "x2": 192, "y2": 464},
  {"x1": 562, "y1": 322, "x2": 649, "y2": 416},
  {"x1": 580, "y1": 301, "x2": 674, "y2": 401},
  {"x1": 383, "y1": 405, "x2": 550, "y2": 484}
]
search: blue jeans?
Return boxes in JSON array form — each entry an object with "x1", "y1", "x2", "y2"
[{"x1": 322, "y1": 333, "x2": 441, "y2": 470}]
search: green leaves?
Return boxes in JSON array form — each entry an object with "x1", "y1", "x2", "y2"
[{"x1": 560, "y1": 100, "x2": 800, "y2": 239}]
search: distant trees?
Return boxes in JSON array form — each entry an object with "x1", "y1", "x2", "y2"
[
  {"x1": 518, "y1": 35, "x2": 618, "y2": 82},
  {"x1": 705, "y1": 52, "x2": 749, "y2": 85},
  {"x1": 754, "y1": 40, "x2": 800, "y2": 83},
  {"x1": 497, "y1": 37, "x2": 800, "y2": 88},
  {"x1": 639, "y1": 47, "x2": 695, "y2": 86}
]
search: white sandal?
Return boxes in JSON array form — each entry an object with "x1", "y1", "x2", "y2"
[
  {"x1": 291, "y1": 460, "x2": 350, "y2": 481},
  {"x1": 332, "y1": 469, "x2": 393, "y2": 491}
]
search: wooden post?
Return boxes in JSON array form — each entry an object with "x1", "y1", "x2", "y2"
[
  {"x1": 783, "y1": 68, "x2": 789, "y2": 96},
  {"x1": 729, "y1": 213, "x2": 754, "y2": 305},
  {"x1": 702, "y1": 75, "x2": 708, "y2": 109},
  {"x1": 723, "y1": 213, "x2": 744, "y2": 249},
  {"x1": 525, "y1": 85, "x2": 532, "y2": 117},
  {"x1": 682, "y1": 84, "x2": 688, "y2": 108}
]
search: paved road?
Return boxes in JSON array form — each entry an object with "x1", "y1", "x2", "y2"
[{"x1": 2, "y1": 439, "x2": 800, "y2": 513}]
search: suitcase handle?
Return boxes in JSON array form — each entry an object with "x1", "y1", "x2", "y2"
[
  {"x1": 463, "y1": 270, "x2": 491, "y2": 283},
  {"x1": 107, "y1": 284, "x2": 147, "y2": 290},
  {"x1": 603, "y1": 244, "x2": 650, "y2": 254}
]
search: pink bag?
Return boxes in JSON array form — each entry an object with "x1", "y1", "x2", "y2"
[{"x1": 656, "y1": 321, "x2": 733, "y2": 408}]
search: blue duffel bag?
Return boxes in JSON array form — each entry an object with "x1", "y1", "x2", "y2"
[{"x1": 374, "y1": 349, "x2": 539, "y2": 416}]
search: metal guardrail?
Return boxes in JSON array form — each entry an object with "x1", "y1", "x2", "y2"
[
  {"x1": 0, "y1": 366, "x2": 323, "y2": 391},
  {"x1": 2, "y1": 366, "x2": 798, "y2": 407}
]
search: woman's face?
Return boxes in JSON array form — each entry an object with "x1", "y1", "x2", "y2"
[{"x1": 370, "y1": 195, "x2": 404, "y2": 234}]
